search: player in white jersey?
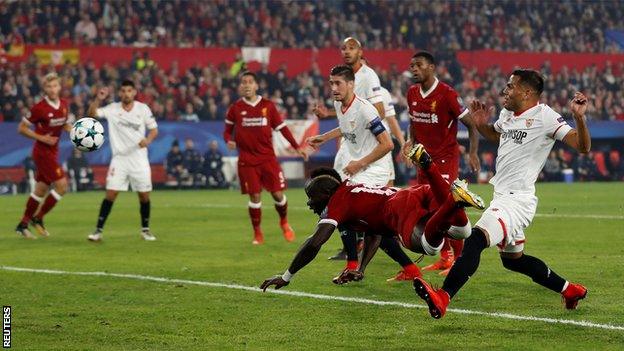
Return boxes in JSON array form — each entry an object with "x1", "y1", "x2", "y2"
[
  {"x1": 86, "y1": 80, "x2": 159, "y2": 242},
  {"x1": 413, "y1": 69, "x2": 591, "y2": 319},
  {"x1": 312, "y1": 38, "x2": 399, "y2": 262},
  {"x1": 378, "y1": 85, "x2": 406, "y2": 185}
]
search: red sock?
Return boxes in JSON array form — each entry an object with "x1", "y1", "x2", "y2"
[
  {"x1": 21, "y1": 193, "x2": 43, "y2": 224},
  {"x1": 248, "y1": 201, "x2": 262, "y2": 232},
  {"x1": 449, "y1": 238, "x2": 464, "y2": 257},
  {"x1": 34, "y1": 190, "x2": 62, "y2": 220},
  {"x1": 403, "y1": 263, "x2": 421, "y2": 276},
  {"x1": 346, "y1": 260, "x2": 358, "y2": 270},
  {"x1": 424, "y1": 194, "x2": 457, "y2": 247},
  {"x1": 422, "y1": 162, "x2": 452, "y2": 204},
  {"x1": 274, "y1": 196, "x2": 288, "y2": 224},
  {"x1": 440, "y1": 239, "x2": 452, "y2": 261}
]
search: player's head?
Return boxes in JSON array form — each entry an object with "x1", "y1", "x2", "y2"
[
  {"x1": 305, "y1": 167, "x2": 342, "y2": 215},
  {"x1": 340, "y1": 37, "x2": 363, "y2": 66},
  {"x1": 410, "y1": 51, "x2": 436, "y2": 84},
  {"x1": 239, "y1": 71, "x2": 258, "y2": 99},
  {"x1": 503, "y1": 69, "x2": 544, "y2": 111},
  {"x1": 329, "y1": 65, "x2": 355, "y2": 102},
  {"x1": 42, "y1": 72, "x2": 61, "y2": 100},
  {"x1": 119, "y1": 79, "x2": 137, "y2": 104}
]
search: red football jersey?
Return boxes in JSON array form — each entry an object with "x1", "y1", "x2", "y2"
[
  {"x1": 26, "y1": 97, "x2": 70, "y2": 154},
  {"x1": 318, "y1": 182, "x2": 436, "y2": 238},
  {"x1": 224, "y1": 97, "x2": 287, "y2": 166},
  {"x1": 407, "y1": 79, "x2": 468, "y2": 160}
]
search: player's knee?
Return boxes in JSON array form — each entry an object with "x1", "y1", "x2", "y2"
[
  {"x1": 448, "y1": 222, "x2": 472, "y2": 240},
  {"x1": 463, "y1": 228, "x2": 488, "y2": 253}
]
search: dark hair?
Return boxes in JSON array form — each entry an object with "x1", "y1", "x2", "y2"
[
  {"x1": 412, "y1": 51, "x2": 435, "y2": 65},
  {"x1": 121, "y1": 79, "x2": 135, "y2": 88},
  {"x1": 305, "y1": 167, "x2": 342, "y2": 196},
  {"x1": 512, "y1": 69, "x2": 544, "y2": 95},
  {"x1": 310, "y1": 167, "x2": 342, "y2": 183},
  {"x1": 240, "y1": 71, "x2": 257, "y2": 82},
  {"x1": 330, "y1": 65, "x2": 355, "y2": 82}
]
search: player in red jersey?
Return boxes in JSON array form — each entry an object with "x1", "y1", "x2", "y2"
[
  {"x1": 15, "y1": 73, "x2": 71, "y2": 238},
  {"x1": 404, "y1": 51, "x2": 481, "y2": 275},
  {"x1": 259, "y1": 144, "x2": 485, "y2": 290},
  {"x1": 224, "y1": 71, "x2": 308, "y2": 245}
]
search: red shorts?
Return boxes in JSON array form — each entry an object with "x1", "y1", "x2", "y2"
[
  {"x1": 414, "y1": 156, "x2": 459, "y2": 185},
  {"x1": 33, "y1": 149, "x2": 64, "y2": 185},
  {"x1": 238, "y1": 159, "x2": 286, "y2": 194}
]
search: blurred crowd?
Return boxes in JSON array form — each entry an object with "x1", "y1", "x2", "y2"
[
  {"x1": 1, "y1": 1, "x2": 622, "y2": 53},
  {"x1": 1, "y1": 52, "x2": 623, "y2": 123}
]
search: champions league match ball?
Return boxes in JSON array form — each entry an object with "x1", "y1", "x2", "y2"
[{"x1": 70, "y1": 117, "x2": 105, "y2": 152}]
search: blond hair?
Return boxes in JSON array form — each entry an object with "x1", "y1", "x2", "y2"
[{"x1": 43, "y1": 72, "x2": 60, "y2": 84}]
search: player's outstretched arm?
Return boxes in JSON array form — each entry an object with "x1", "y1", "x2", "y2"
[
  {"x1": 313, "y1": 102, "x2": 337, "y2": 119},
  {"x1": 17, "y1": 121, "x2": 58, "y2": 146},
  {"x1": 260, "y1": 223, "x2": 336, "y2": 291},
  {"x1": 306, "y1": 127, "x2": 342, "y2": 149},
  {"x1": 562, "y1": 92, "x2": 591, "y2": 154},
  {"x1": 87, "y1": 87, "x2": 109, "y2": 118},
  {"x1": 460, "y1": 114, "x2": 481, "y2": 172},
  {"x1": 469, "y1": 100, "x2": 500, "y2": 144}
]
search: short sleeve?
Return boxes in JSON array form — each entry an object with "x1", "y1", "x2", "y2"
[
  {"x1": 225, "y1": 105, "x2": 235, "y2": 125},
  {"x1": 95, "y1": 103, "x2": 113, "y2": 119},
  {"x1": 318, "y1": 189, "x2": 349, "y2": 226},
  {"x1": 543, "y1": 110, "x2": 572, "y2": 141},
  {"x1": 142, "y1": 105, "x2": 158, "y2": 129},
  {"x1": 493, "y1": 110, "x2": 506, "y2": 133},
  {"x1": 25, "y1": 105, "x2": 41, "y2": 124},
  {"x1": 446, "y1": 88, "x2": 469, "y2": 119},
  {"x1": 364, "y1": 71, "x2": 383, "y2": 105},
  {"x1": 363, "y1": 102, "x2": 386, "y2": 136}
]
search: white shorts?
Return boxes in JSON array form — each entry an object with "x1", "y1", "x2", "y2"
[
  {"x1": 106, "y1": 155, "x2": 152, "y2": 192},
  {"x1": 333, "y1": 145, "x2": 393, "y2": 186},
  {"x1": 474, "y1": 191, "x2": 538, "y2": 253}
]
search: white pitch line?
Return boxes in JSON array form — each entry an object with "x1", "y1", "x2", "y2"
[
  {"x1": 2, "y1": 266, "x2": 623, "y2": 332},
  {"x1": 163, "y1": 203, "x2": 624, "y2": 220}
]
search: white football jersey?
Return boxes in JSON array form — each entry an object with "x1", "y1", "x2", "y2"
[
  {"x1": 96, "y1": 101, "x2": 158, "y2": 159},
  {"x1": 490, "y1": 104, "x2": 572, "y2": 194},
  {"x1": 334, "y1": 95, "x2": 390, "y2": 172},
  {"x1": 354, "y1": 64, "x2": 383, "y2": 105}
]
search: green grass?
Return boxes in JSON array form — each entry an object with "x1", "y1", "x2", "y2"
[{"x1": 1, "y1": 183, "x2": 624, "y2": 350}]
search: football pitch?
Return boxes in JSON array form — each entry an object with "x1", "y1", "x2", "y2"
[{"x1": 1, "y1": 182, "x2": 623, "y2": 350}]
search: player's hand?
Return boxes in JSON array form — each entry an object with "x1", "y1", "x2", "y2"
[
  {"x1": 401, "y1": 140, "x2": 414, "y2": 168},
  {"x1": 332, "y1": 269, "x2": 364, "y2": 285},
  {"x1": 469, "y1": 100, "x2": 494, "y2": 126},
  {"x1": 226, "y1": 141, "x2": 237, "y2": 150},
  {"x1": 570, "y1": 92, "x2": 588, "y2": 119},
  {"x1": 297, "y1": 148, "x2": 309, "y2": 161},
  {"x1": 96, "y1": 87, "x2": 109, "y2": 101},
  {"x1": 306, "y1": 135, "x2": 325, "y2": 150},
  {"x1": 313, "y1": 103, "x2": 329, "y2": 119},
  {"x1": 260, "y1": 275, "x2": 290, "y2": 291},
  {"x1": 343, "y1": 160, "x2": 366, "y2": 177},
  {"x1": 469, "y1": 152, "x2": 480, "y2": 173},
  {"x1": 138, "y1": 139, "x2": 150, "y2": 148},
  {"x1": 40, "y1": 134, "x2": 59, "y2": 146}
]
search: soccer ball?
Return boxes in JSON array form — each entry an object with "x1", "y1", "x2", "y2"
[{"x1": 70, "y1": 117, "x2": 105, "y2": 152}]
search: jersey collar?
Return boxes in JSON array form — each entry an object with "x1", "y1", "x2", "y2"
[
  {"x1": 341, "y1": 94, "x2": 356, "y2": 114},
  {"x1": 44, "y1": 96, "x2": 61, "y2": 110},
  {"x1": 242, "y1": 95, "x2": 262, "y2": 107},
  {"x1": 419, "y1": 77, "x2": 439, "y2": 98},
  {"x1": 513, "y1": 102, "x2": 539, "y2": 117}
]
